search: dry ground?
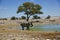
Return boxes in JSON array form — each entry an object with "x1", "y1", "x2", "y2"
[
  {"x1": 0, "y1": 20, "x2": 60, "y2": 40},
  {"x1": 0, "y1": 30, "x2": 60, "y2": 40}
]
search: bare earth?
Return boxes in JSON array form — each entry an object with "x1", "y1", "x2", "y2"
[
  {"x1": 0, "y1": 19, "x2": 60, "y2": 40},
  {"x1": 0, "y1": 30, "x2": 60, "y2": 40}
]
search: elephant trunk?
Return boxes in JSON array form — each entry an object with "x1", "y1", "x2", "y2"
[{"x1": 30, "y1": 22, "x2": 33, "y2": 27}]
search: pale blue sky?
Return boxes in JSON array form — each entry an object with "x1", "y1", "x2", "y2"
[{"x1": 0, "y1": 0, "x2": 60, "y2": 18}]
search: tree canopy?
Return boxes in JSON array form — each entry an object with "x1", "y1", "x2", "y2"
[{"x1": 17, "y1": 2, "x2": 43, "y2": 21}]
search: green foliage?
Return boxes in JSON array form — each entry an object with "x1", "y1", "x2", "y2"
[
  {"x1": 3, "y1": 18, "x2": 7, "y2": 20},
  {"x1": 11, "y1": 16, "x2": 18, "y2": 20},
  {"x1": 37, "y1": 16, "x2": 40, "y2": 19},
  {"x1": 21, "y1": 16, "x2": 26, "y2": 19},
  {"x1": 17, "y1": 2, "x2": 43, "y2": 20},
  {"x1": 46, "y1": 15, "x2": 51, "y2": 19},
  {"x1": 33, "y1": 15, "x2": 41, "y2": 19},
  {"x1": 0, "y1": 18, "x2": 7, "y2": 20}
]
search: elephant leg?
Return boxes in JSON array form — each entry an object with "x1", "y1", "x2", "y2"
[
  {"x1": 22, "y1": 26, "x2": 24, "y2": 30},
  {"x1": 30, "y1": 22, "x2": 33, "y2": 27},
  {"x1": 26, "y1": 26, "x2": 30, "y2": 30}
]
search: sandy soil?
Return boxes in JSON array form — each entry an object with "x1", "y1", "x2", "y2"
[
  {"x1": 0, "y1": 19, "x2": 60, "y2": 40},
  {"x1": 0, "y1": 30, "x2": 60, "y2": 40}
]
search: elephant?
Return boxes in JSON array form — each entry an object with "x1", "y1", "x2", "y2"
[{"x1": 20, "y1": 22, "x2": 33, "y2": 30}]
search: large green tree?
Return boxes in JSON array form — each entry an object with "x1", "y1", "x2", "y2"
[{"x1": 17, "y1": 2, "x2": 43, "y2": 30}]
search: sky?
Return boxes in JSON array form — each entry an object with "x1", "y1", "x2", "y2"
[{"x1": 0, "y1": 0, "x2": 60, "y2": 18}]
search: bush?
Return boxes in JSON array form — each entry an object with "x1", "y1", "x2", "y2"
[
  {"x1": 21, "y1": 16, "x2": 26, "y2": 19},
  {"x1": 0, "y1": 18, "x2": 7, "y2": 20},
  {"x1": 46, "y1": 15, "x2": 51, "y2": 19},
  {"x1": 11, "y1": 16, "x2": 17, "y2": 20},
  {"x1": 3, "y1": 18, "x2": 7, "y2": 20},
  {"x1": 33, "y1": 15, "x2": 41, "y2": 19}
]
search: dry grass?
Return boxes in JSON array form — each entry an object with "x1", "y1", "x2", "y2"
[
  {"x1": 0, "y1": 20, "x2": 60, "y2": 40},
  {"x1": 0, "y1": 20, "x2": 20, "y2": 28},
  {"x1": 0, "y1": 30, "x2": 60, "y2": 39}
]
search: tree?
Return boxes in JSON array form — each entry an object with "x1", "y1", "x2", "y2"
[
  {"x1": 17, "y1": 2, "x2": 43, "y2": 30},
  {"x1": 21, "y1": 16, "x2": 26, "y2": 19},
  {"x1": 3, "y1": 18, "x2": 7, "y2": 20},
  {"x1": 46, "y1": 15, "x2": 51, "y2": 19},
  {"x1": 0, "y1": 18, "x2": 7, "y2": 20},
  {"x1": 33, "y1": 15, "x2": 41, "y2": 19},
  {"x1": 11, "y1": 16, "x2": 17, "y2": 20},
  {"x1": 16, "y1": 17, "x2": 18, "y2": 20},
  {"x1": 38, "y1": 17, "x2": 40, "y2": 19}
]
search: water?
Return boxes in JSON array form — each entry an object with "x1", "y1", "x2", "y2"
[
  {"x1": 30, "y1": 24, "x2": 60, "y2": 32},
  {"x1": 17, "y1": 24, "x2": 60, "y2": 32}
]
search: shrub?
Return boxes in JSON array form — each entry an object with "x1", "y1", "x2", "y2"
[
  {"x1": 21, "y1": 16, "x2": 26, "y2": 19},
  {"x1": 33, "y1": 15, "x2": 41, "y2": 19},
  {"x1": 11, "y1": 16, "x2": 16, "y2": 20},
  {"x1": 46, "y1": 15, "x2": 51, "y2": 19}
]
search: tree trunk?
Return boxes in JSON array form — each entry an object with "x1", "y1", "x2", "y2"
[
  {"x1": 26, "y1": 14, "x2": 30, "y2": 30},
  {"x1": 26, "y1": 14, "x2": 29, "y2": 21}
]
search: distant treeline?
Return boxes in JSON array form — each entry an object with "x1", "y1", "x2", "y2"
[
  {"x1": 0, "y1": 15, "x2": 51, "y2": 20},
  {"x1": 0, "y1": 18, "x2": 7, "y2": 20}
]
